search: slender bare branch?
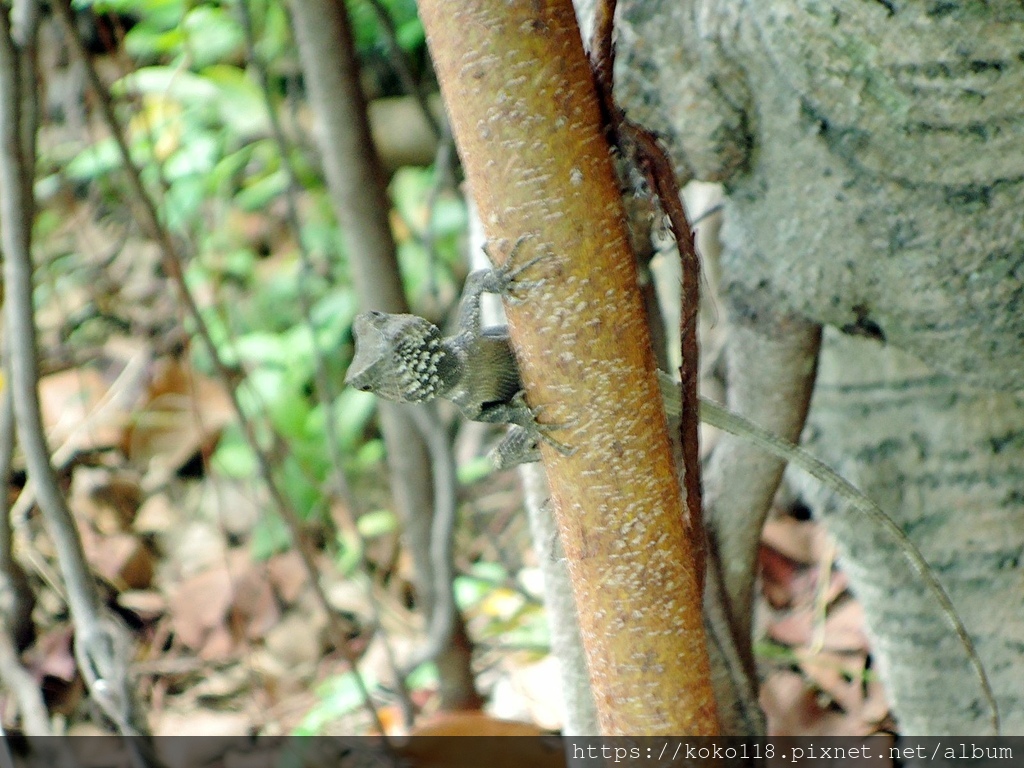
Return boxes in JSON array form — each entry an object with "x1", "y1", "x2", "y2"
[{"x1": 0, "y1": 3, "x2": 149, "y2": 739}]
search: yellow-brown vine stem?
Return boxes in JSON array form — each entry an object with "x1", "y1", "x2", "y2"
[{"x1": 417, "y1": 0, "x2": 718, "y2": 735}]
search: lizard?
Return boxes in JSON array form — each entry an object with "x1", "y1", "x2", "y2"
[
  {"x1": 345, "y1": 241, "x2": 570, "y2": 469},
  {"x1": 344, "y1": 245, "x2": 996, "y2": 728}
]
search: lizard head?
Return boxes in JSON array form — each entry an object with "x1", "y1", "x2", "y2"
[{"x1": 346, "y1": 310, "x2": 456, "y2": 403}]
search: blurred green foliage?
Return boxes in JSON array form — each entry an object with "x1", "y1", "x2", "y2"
[
  {"x1": 48, "y1": 0, "x2": 528, "y2": 733},
  {"x1": 55, "y1": 0, "x2": 466, "y2": 544}
]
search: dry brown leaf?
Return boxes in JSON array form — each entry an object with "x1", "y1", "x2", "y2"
[
  {"x1": 170, "y1": 567, "x2": 235, "y2": 649},
  {"x1": 767, "y1": 607, "x2": 816, "y2": 648},
  {"x1": 761, "y1": 670, "x2": 873, "y2": 736},
  {"x1": 84, "y1": 470, "x2": 143, "y2": 532},
  {"x1": 399, "y1": 712, "x2": 564, "y2": 767},
  {"x1": 263, "y1": 612, "x2": 323, "y2": 671},
  {"x1": 861, "y1": 675, "x2": 892, "y2": 725},
  {"x1": 124, "y1": 357, "x2": 234, "y2": 477},
  {"x1": 133, "y1": 492, "x2": 178, "y2": 535},
  {"x1": 796, "y1": 648, "x2": 869, "y2": 716},
  {"x1": 763, "y1": 517, "x2": 821, "y2": 565},
  {"x1": 88, "y1": 532, "x2": 156, "y2": 590},
  {"x1": 820, "y1": 598, "x2": 870, "y2": 653},
  {"x1": 766, "y1": 587, "x2": 859, "y2": 651},
  {"x1": 229, "y1": 564, "x2": 280, "y2": 642},
  {"x1": 199, "y1": 625, "x2": 236, "y2": 662},
  {"x1": 25, "y1": 625, "x2": 77, "y2": 682},
  {"x1": 759, "y1": 544, "x2": 812, "y2": 609},
  {"x1": 38, "y1": 367, "x2": 117, "y2": 450},
  {"x1": 118, "y1": 589, "x2": 167, "y2": 620},
  {"x1": 267, "y1": 550, "x2": 308, "y2": 605}
]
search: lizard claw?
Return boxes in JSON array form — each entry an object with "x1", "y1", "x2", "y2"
[
  {"x1": 512, "y1": 391, "x2": 577, "y2": 457},
  {"x1": 483, "y1": 235, "x2": 556, "y2": 303}
]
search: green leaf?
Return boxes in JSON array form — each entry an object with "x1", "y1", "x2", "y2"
[
  {"x1": 453, "y1": 573, "x2": 492, "y2": 609},
  {"x1": 250, "y1": 514, "x2": 292, "y2": 560},
  {"x1": 469, "y1": 560, "x2": 509, "y2": 582},
  {"x1": 238, "y1": 368, "x2": 286, "y2": 418},
  {"x1": 311, "y1": 289, "x2": 357, "y2": 334},
  {"x1": 115, "y1": 66, "x2": 221, "y2": 104},
  {"x1": 352, "y1": 439, "x2": 385, "y2": 471},
  {"x1": 333, "y1": 388, "x2": 377, "y2": 452},
  {"x1": 405, "y1": 661, "x2": 437, "y2": 690},
  {"x1": 183, "y1": 6, "x2": 244, "y2": 67},
  {"x1": 124, "y1": 25, "x2": 184, "y2": 58},
  {"x1": 164, "y1": 174, "x2": 206, "y2": 231},
  {"x1": 430, "y1": 193, "x2": 468, "y2": 237},
  {"x1": 356, "y1": 509, "x2": 398, "y2": 539},
  {"x1": 207, "y1": 144, "x2": 255, "y2": 193},
  {"x1": 212, "y1": 427, "x2": 256, "y2": 477},
  {"x1": 389, "y1": 166, "x2": 431, "y2": 231},
  {"x1": 334, "y1": 528, "x2": 363, "y2": 575},
  {"x1": 271, "y1": 391, "x2": 311, "y2": 439},
  {"x1": 66, "y1": 138, "x2": 122, "y2": 181},
  {"x1": 280, "y1": 455, "x2": 320, "y2": 520},
  {"x1": 235, "y1": 332, "x2": 287, "y2": 367},
  {"x1": 294, "y1": 671, "x2": 371, "y2": 735},
  {"x1": 457, "y1": 455, "x2": 493, "y2": 485},
  {"x1": 202, "y1": 64, "x2": 268, "y2": 136},
  {"x1": 164, "y1": 131, "x2": 220, "y2": 178},
  {"x1": 234, "y1": 168, "x2": 288, "y2": 211},
  {"x1": 395, "y1": 17, "x2": 425, "y2": 52}
]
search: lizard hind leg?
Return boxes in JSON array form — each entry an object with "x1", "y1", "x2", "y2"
[
  {"x1": 488, "y1": 423, "x2": 576, "y2": 470},
  {"x1": 485, "y1": 391, "x2": 577, "y2": 469},
  {"x1": 489, "y1": 426, "x2": 542, "y2": 469},
  {"x1": 517, "y1": 394, "x2": 577, "y2": 457}
]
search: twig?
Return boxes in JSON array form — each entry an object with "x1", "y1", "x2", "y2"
[
  {"x1": 0, "y1": 385, "x2": 47, "y2": 735},
  {"x1": 400, "y1": 404, "x2": 458, "y2": 676},
  {"x1": 0, "y1": 5, "x2": 151, "y2": 741},
  {"x1": 0, "y1": 377, "x2": 35, "y2": 643},
  {"x1": 10, "y1": 345, "x2": 150, "y2": 518},
  {"x1": 362, "y1": 0, "x2": 442, "y2": 140},
  {"x1": 695, "y1": 392, "x2": 999, "y2": 734},
  {"x1": 287, "y1": 0, "x2": 482, "y2": 713}
]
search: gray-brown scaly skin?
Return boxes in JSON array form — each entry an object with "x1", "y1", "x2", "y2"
[{"x1": 346, "y1": 266, "x2": 547, "y2": 468}]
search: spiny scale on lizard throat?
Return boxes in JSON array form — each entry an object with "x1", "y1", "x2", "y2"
[{"x1": 392, "y1": 324, "x2": 449, "y2": 401}]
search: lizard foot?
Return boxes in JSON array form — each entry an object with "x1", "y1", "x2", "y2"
[
  {"x1": 486, "y1": 392, "x2": 577, "y2": 469},
  {"x1": 511, "y1": 391, "x2": 577, "y2": 457},
  {"x1": 489, "y1": 426, "x2": 542, "y2": 469},
  {"x1": 482, "y1": 235, "x2": 555, "y2": 303}
]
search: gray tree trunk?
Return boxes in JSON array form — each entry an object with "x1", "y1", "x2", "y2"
[{"x1": 609, "y1": 0, "x2": 1024, "y2": 734}]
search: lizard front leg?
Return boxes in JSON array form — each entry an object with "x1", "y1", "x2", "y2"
[
  {"x1": 454, "y1": 236, "x2": 552, "y2": 336},
  {"x1": 450, "y1": 237, "x2": 566, "y2": 468}
]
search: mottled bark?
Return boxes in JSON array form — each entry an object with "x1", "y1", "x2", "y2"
[
  {"x1": 608, "y1": 0, "x2": 1024, "y2": 734},
  {"x1": 799, "y1": 331, "x2": 1024, "y2": 734}
]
